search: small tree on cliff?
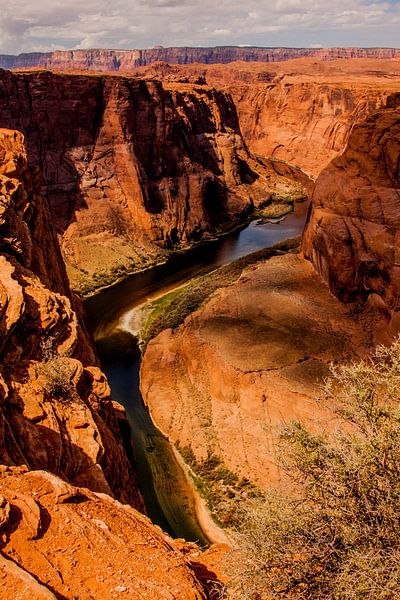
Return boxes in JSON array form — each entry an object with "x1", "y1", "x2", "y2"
[{"x1": 222, "y1": 337, "x2": 400, "y2": 599}]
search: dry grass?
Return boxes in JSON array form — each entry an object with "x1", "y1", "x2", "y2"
[{"x1": 35, "y1": 337, "x2": 77, "y2": 402}]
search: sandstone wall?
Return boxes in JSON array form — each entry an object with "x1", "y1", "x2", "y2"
[
  {"x1": 0, "y1": 128, "x2": 142, "y2": 507},
  {"x1": 133, "y1": 59, "x2": 400, "y2": 178},
  {"x1": 302, "y1": 94, "x2": 400, "y2": 331},
  {"x1": 228, "y1": 81, "x2": 390, "y2": 177},
  {"x1": 1, "y1": 47, "x2": 400, "y2": 71},
  {"x1": 0, "y1": 69, "x2": 277, "y2": 293}
]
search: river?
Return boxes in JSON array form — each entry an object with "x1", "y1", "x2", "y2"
[{"x1": 85, "y1": 201, "x2": 309, "y2": 546}]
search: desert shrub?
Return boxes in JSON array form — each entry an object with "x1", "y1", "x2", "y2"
[
  {"x1": 178, "y1": 446, "x2": 261, "y2": 527},
  {"x1": 36, "y1": 337, "x2": 76, "y2": 402},
  {"x1": 221, "y1": 337, "x2": 400, "y2": 599}
]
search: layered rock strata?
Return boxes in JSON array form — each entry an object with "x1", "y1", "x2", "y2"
[
  {"x1": 302, "y1": 94, "x2": 400, "y2": 331},
  {"x1": 0, "y1": 128, "x2": 141, "y2": 508},
  {"x1": 1, "y1": 47, "x2": 400, "y2": 71},
  {"x1": 0, "y1": 69, "x2": 285, "y2": 293},
  {"x1": 134, "y1": 59, "x2": 400, "y2": 177}
]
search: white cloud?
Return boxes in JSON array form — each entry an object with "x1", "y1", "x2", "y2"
[{"x1": 0, "y1": 0, "x2": 399, "y2": 54}]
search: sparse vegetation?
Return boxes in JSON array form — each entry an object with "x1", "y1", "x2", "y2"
[
  {"x1": 36, "y1": 337, "x2": 77, "y2": 402},
  {"x1": 220, "y1": 338, "x2": 400, "y2": 599},
  {"x1": 141, "y1": 237, "x2": 300, "y2": 347},
  {"x1": 178, "y1": 446, "x2": 261, "y2": 527}
]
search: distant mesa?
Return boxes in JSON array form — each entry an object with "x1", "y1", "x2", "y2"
[{"x1": 1, "y1": 46, "x2": 400, "y2": 71}]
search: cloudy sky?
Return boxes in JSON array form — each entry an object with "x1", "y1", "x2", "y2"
[{"x1": 0, "y1": 0, "x2": 399, "y2": 54}]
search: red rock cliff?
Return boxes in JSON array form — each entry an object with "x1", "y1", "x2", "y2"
[
  {"x1": 133, "y1": 59, "x2": 400, "y2": 178},
  {"x1": 1, "y1": 47, "x2": 400, "y2": 71},
  {"x1": 302, "y1": 94, "x2": 400, "y2": 331},
  {"x1": 0, "y1": 467, "x2": 206, "y2": 599},
  {"x1": 0, "y1": 69, "x2": 278, "y2": 293},
  {"x1": 0, "y1": 128, "x2": 142, "y2": 508}
]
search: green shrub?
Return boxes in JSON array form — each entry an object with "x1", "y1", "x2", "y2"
[{"x1": 178, "y1": 447, "x2": 261, "y2": 527}]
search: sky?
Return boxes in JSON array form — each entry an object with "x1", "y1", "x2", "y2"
[{"x1": 0, "y1": 0, "x2": 399, "y2": 54}]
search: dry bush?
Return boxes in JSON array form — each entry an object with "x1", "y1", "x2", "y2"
[
  {"x1": 221, "y1": 337, "x2": 400, "y2": 599},
  {"x1": 36, "y1": 336, "x2": 77, "y2": 402}
]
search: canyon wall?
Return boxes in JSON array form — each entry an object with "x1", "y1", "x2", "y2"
[
  {"x1": 1, "y1": 47, "x2": 400, "y2": 71},
  {"x1": 132, "y1": 59, "x2": 400, "y2": 178},
  {"x1": 136, "y1": 59, "x2": 400, "y2": 178},
  {"x1": 0, "y1": 128, "x2": 142, "y2": 507},
  {"x1": 0, "y1": 69, "x2": 282, "y2": 293},
  {"x1": 302, "y1": 94, "x2": 400, "y2": 331},
  {"x1": 227, "y1": 80, "x2": 391, "y2": 177},
  {"x1": 0, "y1": 127, "x2": 210, "y2": 598}
]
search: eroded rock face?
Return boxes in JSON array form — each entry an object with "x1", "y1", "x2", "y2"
[
  {"x1": 0, "y1": 128, "x2": 141, "y2": 508},
  {"x1": 132, "y1": 59, "x2": 400, "y2": 178},
  {"x1": 302, "y1": 94, "x2": 400, "y2": 332},
  {"x1": 0, "y1": 467, "x2": 206, "y2": 599},
  {"x1": 0, "y1": 69, "x2": 282, "y2": 293},
  {"x1": 1, "y1": 47, "x2": 400, "y2": 71},
  {"x1": 228, "y1": 80, "x2": 389, "y2": 177},
  {"x1": 140, "y1": 253, "x2": 372, "y2": 489},
  {"x1": 139, "y1": 88, "x2": 400, "y2": 489}
]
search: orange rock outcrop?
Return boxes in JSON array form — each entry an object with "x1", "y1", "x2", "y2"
[
  {"x1": 0, "y1": 467, "x2": 206, "y2": 599},
  {"x1": 303, "y1": 93, "x2": 400, "y2": 333},
  {"x1": 0, "y1": 128, "x2": 141, "y2": 507}
]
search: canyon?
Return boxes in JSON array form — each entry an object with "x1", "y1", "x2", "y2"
[
  {"x1": 0, "y1": 126, "x2": 217, "y2": 598},
  {"x1": 133, "y1": 58, "x2": 400, "y2": 176},
  {"x1": 0, "y1": 53, "x2": 399, "y2": 598},
  {"x1": 0, "y1": 68, "x2": 299, "y2": 294},
  {"x1": 140, "y1": 92, "x2": 400, "y2": 497}
]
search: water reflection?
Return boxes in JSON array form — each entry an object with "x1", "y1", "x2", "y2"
[{"x1": 86, "y1": 201, "x2": 309, "y2": 338}]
